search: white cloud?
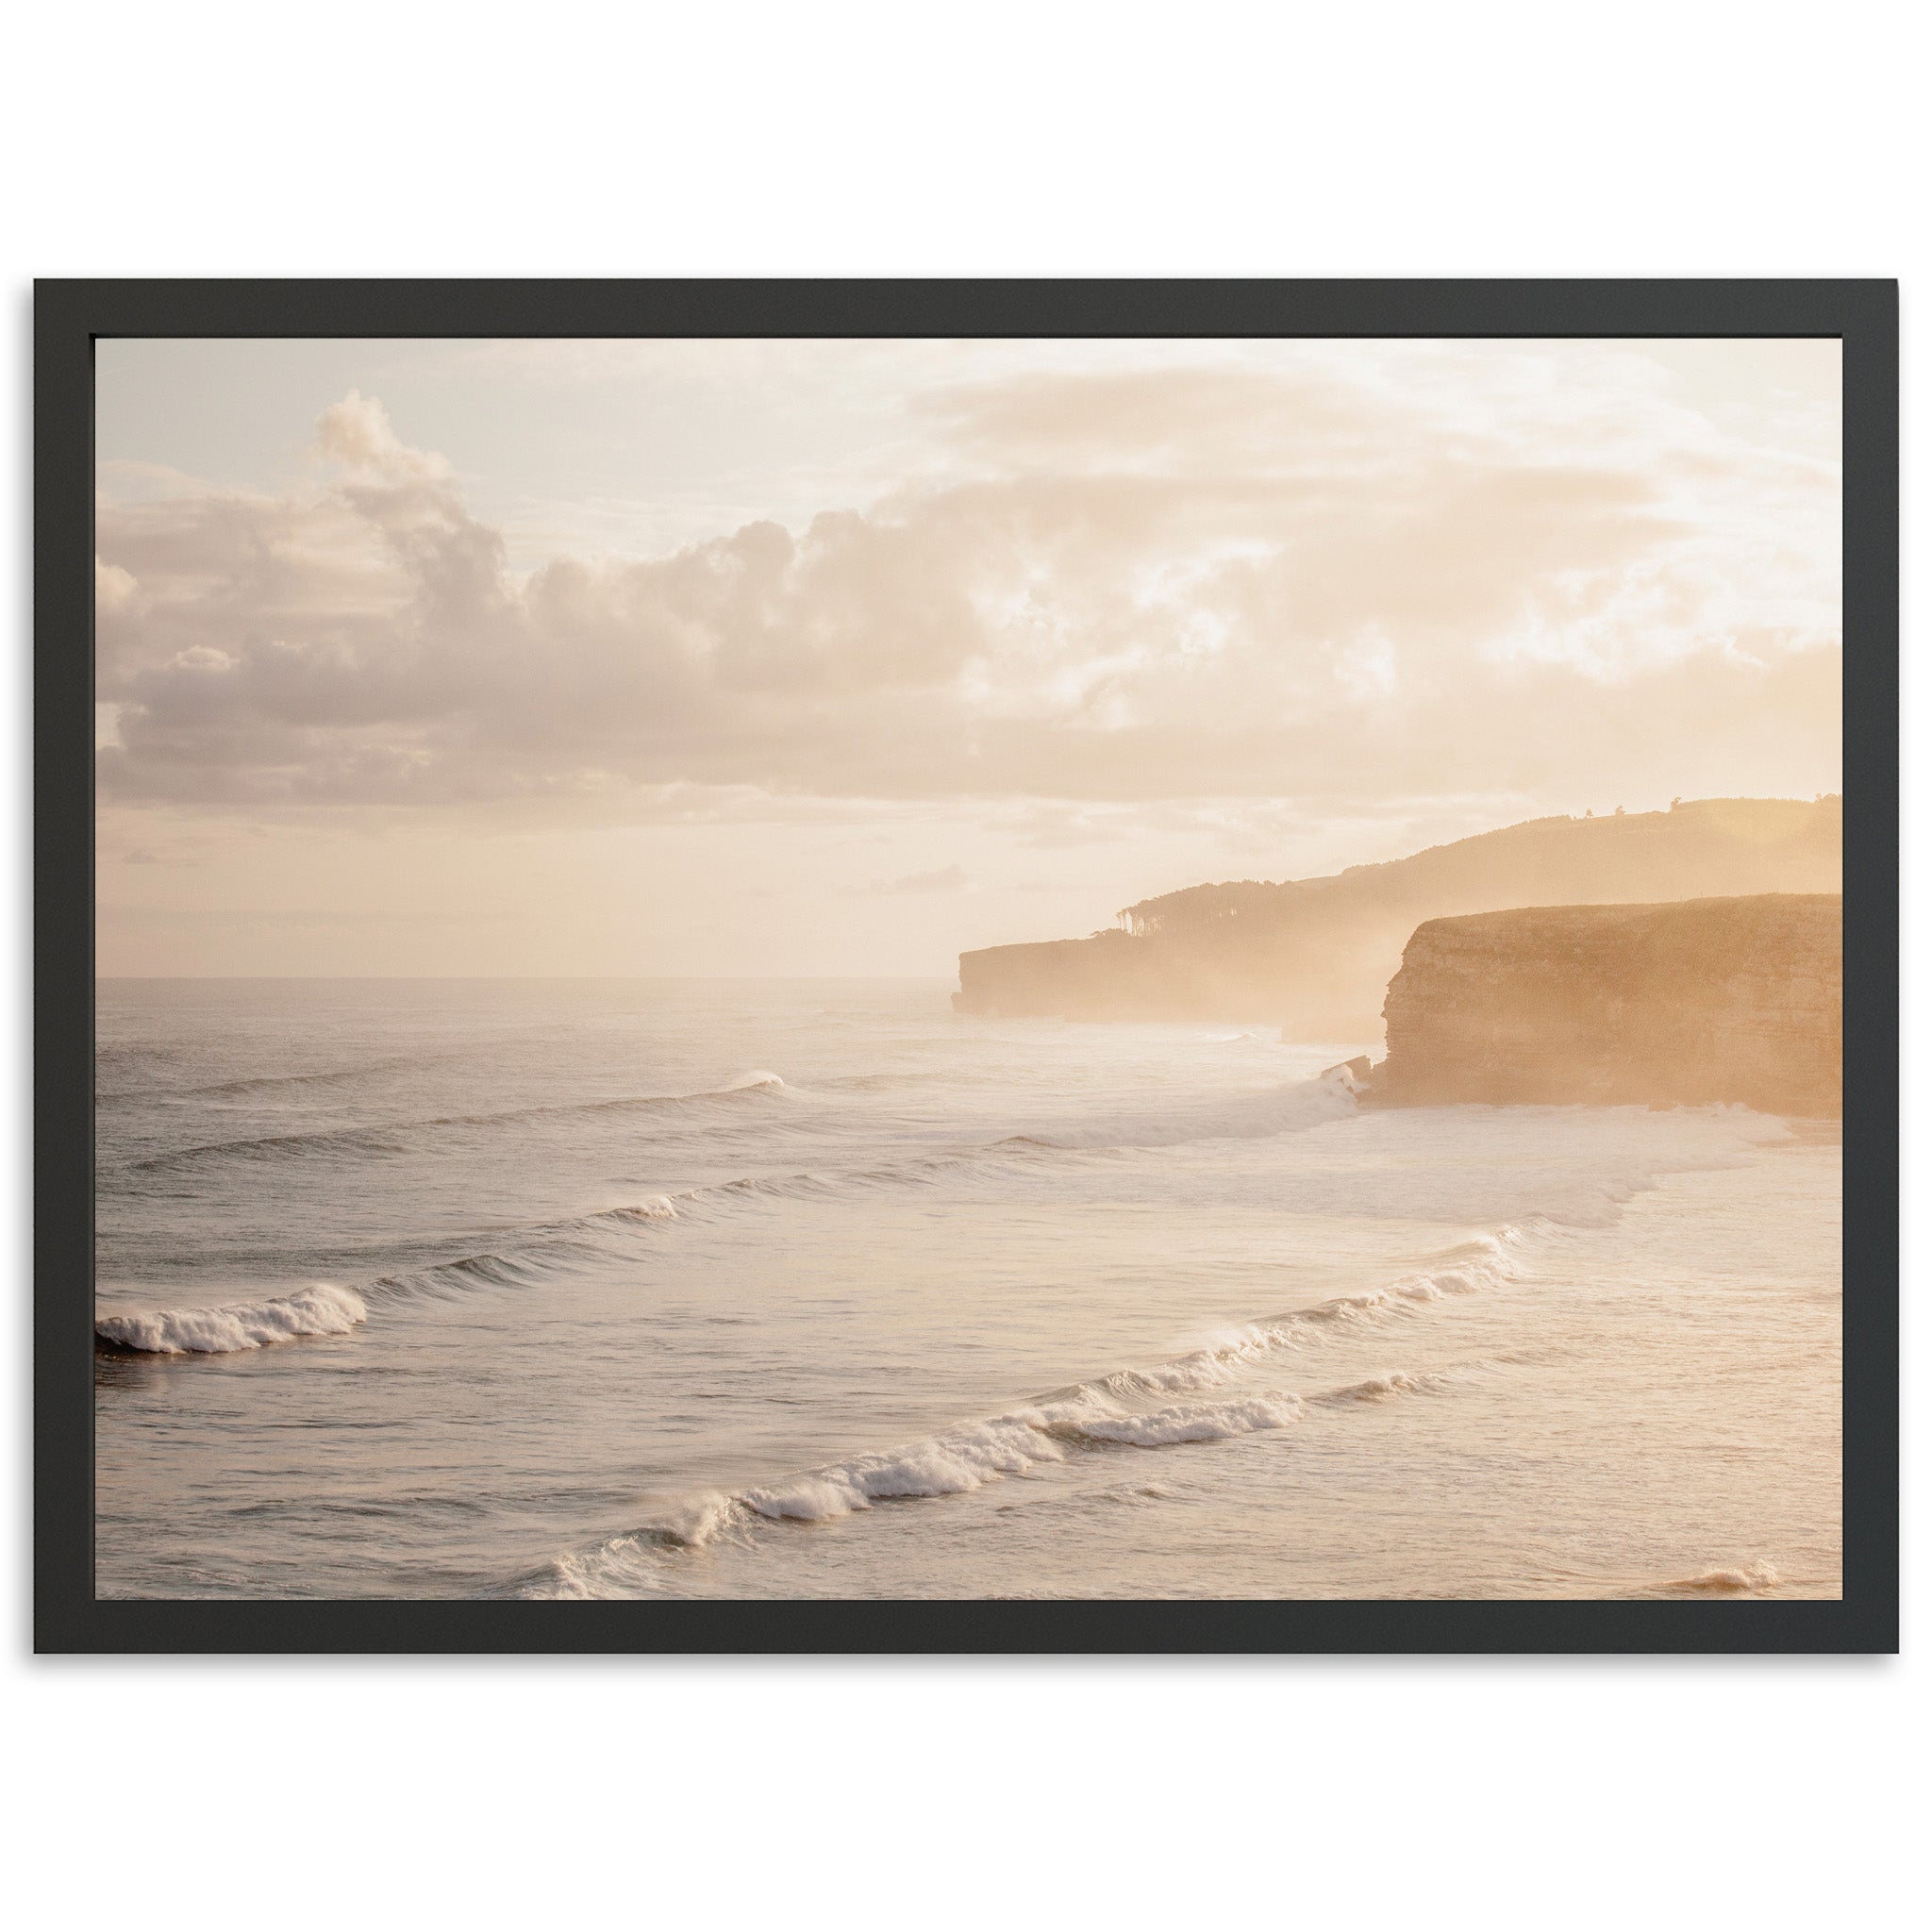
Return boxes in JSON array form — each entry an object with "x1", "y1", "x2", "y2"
[{"x1": 93, "y1": 352, "x2": 1840, "y2": 821}]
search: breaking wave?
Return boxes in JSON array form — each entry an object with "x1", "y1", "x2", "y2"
[
  {"x1": 502, "y1": 1361, "x2": 1437, "y2": 1598},
  {"x1": 96, "y1": 1141, "x2": 1081, "y2": 1346},
  {"x1": 730, "y1": 1380, "x2": 1323, "y2": 1527},
  {"x1": 491, "y1": 1231, "x2": 1519, "y2": 1596},
  {"x1": 1074, "y1": 1228, "x2": 1535, "y2": 1401},
  {"x1": 95, "y1": 1281, "x2": 368, "y2": 1355}
]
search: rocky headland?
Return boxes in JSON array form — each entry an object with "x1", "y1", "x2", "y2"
[
  {"x1": 954, "y1": 795, "x2": 1841, "y2": 1038},
  {"x1": 1364, "y1": 893, "x2": 1841, "y2": 1115}
]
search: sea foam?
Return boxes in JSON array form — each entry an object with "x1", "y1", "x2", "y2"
[
  {"x1": 497, "y1": 1220, "x2": 1532, "y2": 1595},
  {"x1": 502, "y1": 1366, "x2": 1424, "y2": 1597},
  {"x1": 95, "y1": 1281, "x2": 368, "y2": 1355}
]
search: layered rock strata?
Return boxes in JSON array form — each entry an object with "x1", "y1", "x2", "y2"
[{"x1": 1367, "y1": 894, "x2": 1841, "y2": 1116}]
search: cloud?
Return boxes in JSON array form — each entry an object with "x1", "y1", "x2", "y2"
[
  {"x1": 314, "y1": 390, "x2": 453, "y2": 485},
  {"x1": 95, "y1": 558, "x2": 138, "y2": 613},
  {"x1": 93, "y1": 356, "x2": 1840, "y2": 819}
]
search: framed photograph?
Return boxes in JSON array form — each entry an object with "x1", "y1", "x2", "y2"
[{"x1": 35, "y1": 280, "x2": 1896, "y2": 1652}]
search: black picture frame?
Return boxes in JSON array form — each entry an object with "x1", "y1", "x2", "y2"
[{"x1": 37, "y1": 278, "x2": 1899, "y2": 1655}]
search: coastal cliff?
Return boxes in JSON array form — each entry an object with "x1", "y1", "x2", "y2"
[
  {"x1": 954, "y1": 795, "x2": 1841, "y2": 1038},
  {"x1": 1368, "y1": 893, "x2": 1841, "y2": 1115}
]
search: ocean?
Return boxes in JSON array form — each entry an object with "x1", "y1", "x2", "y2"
[{"x1": 93, "y1": 978, "x2": 1842, "y2": 1601}]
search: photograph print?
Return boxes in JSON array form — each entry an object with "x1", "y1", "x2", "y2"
[{"x1": 68, "y1": 300, "x2": 1877, "y2": 1630}]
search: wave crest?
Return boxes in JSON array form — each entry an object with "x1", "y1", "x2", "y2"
[
  {"x1": 96, "y1": 1282, "x2": 368, "y2": 1355},
  {"x1": 502, "y1": 1358, "x2": 1443, "y2": 1596},
  {"x1": 494, "y1": 1215, "x2": 1543, "y2": 1595}
]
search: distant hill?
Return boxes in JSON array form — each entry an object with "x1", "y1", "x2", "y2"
[{"x1": 954, "y1": 796, "x2": 1842, "y2": 1042}]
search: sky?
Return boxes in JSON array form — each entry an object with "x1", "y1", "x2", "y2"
[{"x1": 94, "y1": 336, "x2": 1842, "y2": 977}]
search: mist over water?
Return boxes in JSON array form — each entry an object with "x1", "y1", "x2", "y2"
[{"x1": 94, "y1": 979, "x2": 1840, "y2": 1601}]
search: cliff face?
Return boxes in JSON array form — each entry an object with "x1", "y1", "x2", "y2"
[
  {"x1": 1369, "y1": 893, "x2": 1841, "y2": 1115},
  {"x1": 954, "y1": 796, "x2": 1841, "y2": 1038}
]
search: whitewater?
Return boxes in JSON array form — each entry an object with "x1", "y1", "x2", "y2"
[{"x1": 93, "y1": 978, "x2": 1842, "y2": 1601}]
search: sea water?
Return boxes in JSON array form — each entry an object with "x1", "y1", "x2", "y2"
[{"x1": 93, "y1": 979, "x2": 1841, "y2": 1600}]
